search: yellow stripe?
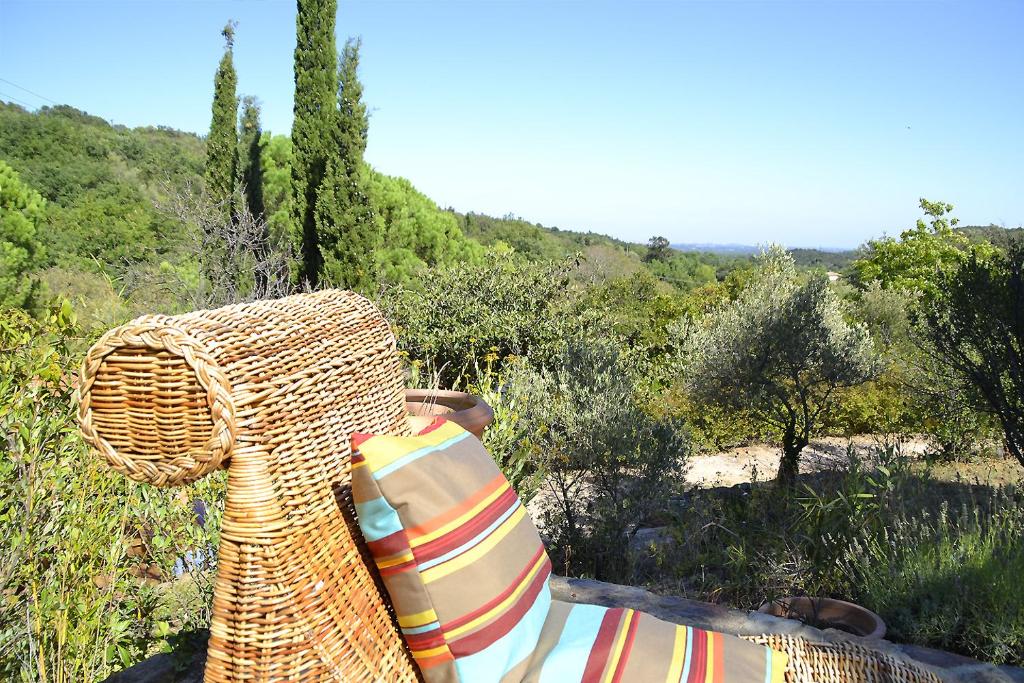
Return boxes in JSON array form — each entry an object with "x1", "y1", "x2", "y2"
[
  {"x1": 444, "y1": 552, "x2": 548, "y2": 640},
  {"x1": 412, "y1": 644, "x2": 449, "y2": 659},
  {"x1": 410, "y1": 480, "x2": 512, "y2": 548},
  {"x1": 360, "y1": 421, "x2": 465, "y2": 472},
  {"x1": 770, "y1": 650, "x2": 788, "y2": 683},
  {"x1": 421, "y1": 506, "x2": 527, "y2": 584},
  {"x1": 665, "y1": 625, "x2": 687, "y2": 683},
  {"x1": 704, "y1": 632, "x2": 716, "y2": 683},
  {"x1": 374, "y1": 551, "x2": 415, "y2": 569},
  {"x1": 398, "y1": 608, "x2": 439, "y2": 629},
  {"x1": 602, "y1": 609, "x2": 634, "y2": 683}
]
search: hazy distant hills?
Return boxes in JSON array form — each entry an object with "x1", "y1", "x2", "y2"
[{"x1": 673, "y1": 243, "x2": 857, "y2": 272}]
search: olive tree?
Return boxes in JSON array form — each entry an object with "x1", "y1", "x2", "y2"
[{"x1": 685, "y1": 247, "x2": 879, "y2": 486}]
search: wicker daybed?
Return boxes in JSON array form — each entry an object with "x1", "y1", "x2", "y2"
[{"x1": 76, "y1": 290, "x2": 943, "y2": 682}]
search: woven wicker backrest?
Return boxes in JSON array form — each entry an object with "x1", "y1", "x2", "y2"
[{"x1": 76, "y1": 290, "x2": 420, "y2": 682}]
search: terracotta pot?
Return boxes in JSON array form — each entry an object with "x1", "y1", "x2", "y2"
[
  {"x1": 758, "y1": 597, "x2": 886, "y2": 639},
  {"x1": 405, "y1": 389, "x2": 494, "y2": 439}
]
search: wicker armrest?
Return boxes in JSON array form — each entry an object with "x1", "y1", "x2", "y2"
[{"x1": 76, "y1": 290, "x2": 421, "y2": 682}]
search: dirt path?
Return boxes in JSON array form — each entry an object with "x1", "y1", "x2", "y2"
[{"x1": 685, "y1": 436, "x2": 932, "y2": 488}]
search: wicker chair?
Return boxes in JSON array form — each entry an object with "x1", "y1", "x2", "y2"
[{"x1": 76, "y1": 290, "x2": 944, "y2": 683}]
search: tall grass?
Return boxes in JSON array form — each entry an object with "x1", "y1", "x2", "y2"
[{"x1": 840, "y1": 491, "x2": 1024, "y2": 664}]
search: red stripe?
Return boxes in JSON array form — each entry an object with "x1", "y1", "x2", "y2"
[
  {"x1": 367, "y1": 530, "x2": 410, "y2": 558},
  {"x1": 351, "y1": 451, "x2": 366, "y2": 464},
  {"x1": 351, "y1": 433, "x2": 375, "y2": 449},
  {"x1": 686, "y1": 629, "x2": 707, "y2": 683},
  {"x1": 713, "y1": 632, "x2": 725, "y2": 683},
  {"x1": 417, "y1": 417, "x2": 448, "y2": 435},
  {"x1": 414, "y1": 650, "x2": 455, "y2": 669},
  {"x1": 442, "y1": 548, "x2": 549, "y2": 632},
  {"x1": 581, "y1": 608, "x2": 624, "y2": 683},
  {"x1": 446, "y1": 559, "x2": 550, "y2": 657},
  {"x1": 405, "y1": 473, "x2": 507, "y2": 540},
  {"x1": 378, "y1": 558, "x2": 418, "y2": 576},
  {"x1": 404, "y1": 630, "x2": 446, "y2": 651},
  {"x1": 412, "y1": 488, "x2": 519, "y2": 564},
  {"x1": 610, "y1": 612, "x2": 640, "y2": 683}
]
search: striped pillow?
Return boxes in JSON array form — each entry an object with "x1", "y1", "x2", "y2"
[
  {"x1": 352, "y1": 419, "x2": 788, "y2": 683},
  {"x1": 520, "y1": 601, "x2": 788, "y2": 683},
  {"x1": 352, "y1": 418, "x2": 553, "y2": 683}
]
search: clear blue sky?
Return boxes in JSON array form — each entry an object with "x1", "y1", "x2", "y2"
[{"x1": 2, "y1": 0, "x2": 1021, "y2": 248}]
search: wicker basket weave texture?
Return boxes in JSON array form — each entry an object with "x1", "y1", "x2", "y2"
[
  {"x1": 76, "y1": 290, "x2": 420, "y2": 682},
  {"x1": 743, "y1": 635, "x2": 945, "y2": 683}
]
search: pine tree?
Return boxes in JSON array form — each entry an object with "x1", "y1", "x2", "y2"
[
  {"x1": 290, "y1": 0, "x2": 339, "y2": 286},
  {"x1": 206, "y1": 21, "x2": 239, "y2": 219},
  {"x1": 237, "y1": 96, "x2": 265, "y2": 220},
  {"x1": 315, "y1": 37, "x2": 379, "y2": 290}
]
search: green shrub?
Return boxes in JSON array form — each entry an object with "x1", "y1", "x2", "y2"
[
  {"x1": 0, "y1": 305, "x2": 222, "y2": 681},
  {"x1": 495, "y1": 341, "x2": 689, "y2": 583},
  {"x1": 380, "y1": 249, "x2": 587, "y2": 387}
]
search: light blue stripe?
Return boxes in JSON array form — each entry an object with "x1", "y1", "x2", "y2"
[
  {"x1": 354, "y1": 496, "x2": 404, "y2": 542},
  {"x1": 417, "y1": 499, "x2": 522, "y2": 571},
  {"x1": 373, "y1": 431, "x2": 471, "y2": 479},
  {"x1": 679, "y1": 627, "x2": 693, "y2": 683},
  {"x1": 402, "y1": 621, "x2": 441, "y2": 636},
  {"x1": 538, "y1": 602, "x2": 609, "y2": 683},
  {"x1": 764, "y1": 646, "x2": 772, "y2": 683},
  {"x1": 454, "y1": 587, "x2": 551, "y2": 682}
]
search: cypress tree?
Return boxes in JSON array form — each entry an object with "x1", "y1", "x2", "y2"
[
  {"x1": 315, "y1": 37, "x2": 379, "y2": 290},
  {"x1": 206, "y1": 21, "x2": 239, "y2": 218},
  {"x1": 237, "y1": 96, "x2": 265, "y2": 220},
  {"x1": 238, "y1": 96, "x2": 270, "y2": 291},
  {"x1": 290, "y1": 0, "x2": 339, "y2": 286}
]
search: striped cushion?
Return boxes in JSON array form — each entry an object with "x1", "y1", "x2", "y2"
[
  {"x1": 352, "y1": 418, "x2": 553, "y2": 682},
  {"x1": 352, "y1": 419, "x2": 787, "y2": 683},
  {"x1": 519, "y1": 601, "x2": 788, "y2": 683}
]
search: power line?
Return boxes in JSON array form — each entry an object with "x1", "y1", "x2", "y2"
[
  {"x1": 0, "y1": 91, "x2": 34, "y2": 109},
  {"x1": 0, "y1": 77, "x2": 58, "y2": 105}
]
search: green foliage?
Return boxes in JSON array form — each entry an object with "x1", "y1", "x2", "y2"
[
  {"x1": 367, "y1": 172, "x2": 484, "y2": 283},
  {"x1": 685, "y1": 247, "x2": 878, "y2": 483},
  {"x1": 643, "y1": 235, "x2": 671, "y2": 263},
  {"x1": 0, "y1": 102, "x2": 203, "y2": 277},
  {"x1": 204, "y1": 23, "x2": 239, "y2": 217},
  {"x1": 290, "y1": 0, "x2": 339, "y2": 284},
  {"x1": 260, "y1": 133, "x2": 294, "y2": 252},
  {"x1": 315, "y1": 160, "x2": 379, "y2": 289},
  {"x1": 0, "y1": 305, "x2": 224, "y2": 680},
  {"x1": 458, "y1": 211, "x2": 628, "y2": 262},
  {"x1": 237, "y1": 97, "x2": 265, "y2": 221},
  {"x1": 0, "y1": 160, "x2": 46, "y2": 308},
  {"x1": 497, "y1": 342, "x2": 688, "y2": 583},
  {"x1": 314, "y1": 39, "x2": 380, "y2": 290},
  {"x1": 381, "y1": 250, "x2": 583, "y2": 387},
  {"x1": 662, "y1": 447, "x2": 1024, "y2": 664},
  {"x1": 926, "y1": 244, "x2": 1024, "y2": 466},
  {"x1": 840, "y1": 489, "x2": 1024, "y2": 665},
  {"x1": 642, "y1": 251, "x2": 720, "y2": 291},
  {"x1": 853, "y1": 198, "x2": 997, "y2": 303},
  {"x1": 788, "y1": 248, "x2": 855, "y2": 272},
  {"x1": 571, "y1": 269, "x2": 687, "y2": 388}
]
